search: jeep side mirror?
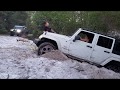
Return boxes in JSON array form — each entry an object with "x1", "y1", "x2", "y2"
[{"x1": 73, "y1": 35, "x2": 80, "y2": 42}]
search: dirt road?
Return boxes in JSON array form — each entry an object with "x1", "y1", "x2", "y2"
[{"x1": 0, "y1": 35, "x2": 120, "y2": 79}]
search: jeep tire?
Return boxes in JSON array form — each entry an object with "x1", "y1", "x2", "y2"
[
  {"x1": 10, "y1": 32, "x2": 15, "y2": 36},
  {"x1": 38, "y1": 42, "x2": 56, "y2": 55}
]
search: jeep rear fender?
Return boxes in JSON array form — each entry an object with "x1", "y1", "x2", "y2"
[{"x1": 101, "y1": 57, "x2": 120, "y2": 66}]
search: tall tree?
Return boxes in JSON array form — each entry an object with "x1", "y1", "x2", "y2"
[{"x1": 0, "y1": 11, "x2": 28, "y2": 34}]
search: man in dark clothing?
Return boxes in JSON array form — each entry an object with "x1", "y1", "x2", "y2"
[
  {"x1": 43, "y1": 21, "x2": 55, "y2": 33},
  {"x1": 44, "y1": 26, "x2": 52, "y2": 32}
]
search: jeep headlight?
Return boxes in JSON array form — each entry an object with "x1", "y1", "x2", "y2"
[
  {"x1": 16, "y1": 29, "x2": 21, "y2": 33},
  {"x1": 39, "y1": 35, "x2": 43, "y2": 39},
  {"x1": 10, "y1": 29, "x2": 14, "y2": 31}
]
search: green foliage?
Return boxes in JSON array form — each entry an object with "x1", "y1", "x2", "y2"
[
  {"x1": 0, "y1": 29, "x2": 8, "y2": 34},
  {"x1": 29, "y1": 11, "x2": 82, "y2": 36},
  {"x1": 1, "y1": 11, "x2": 120, "y2": 37},
  {"x1": 28, "y1": 11, "x2": 120, "y2": 37},
  {"x1": 0, "y1": 11, "x2": 28, "y2": 34},
  {"x1": 80, "y1": 11, "x2": 108, "y2": 33}
]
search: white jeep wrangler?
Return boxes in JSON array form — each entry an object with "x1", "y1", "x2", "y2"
[{"x1": 35, "y1": 28, "x2": 120, "y2": 72}]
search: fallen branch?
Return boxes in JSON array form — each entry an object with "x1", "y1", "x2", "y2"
[{"x1": 17, "y1": 38, "x2": 29, "y2": 42}]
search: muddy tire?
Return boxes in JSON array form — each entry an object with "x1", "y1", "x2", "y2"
[
  {"x1": 10, "y1": 32, "x2": 15, "y2": 36},
  {"x1": 105, "y1": 61, "x2": 120, "y2": 73},
  {"x1": 38, "y1": 42, "x2": 56, "y2": 55}
]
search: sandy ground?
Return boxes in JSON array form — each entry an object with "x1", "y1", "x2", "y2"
[{"x1": 0, "y1": 35, "x2": 120, "y2": 79}]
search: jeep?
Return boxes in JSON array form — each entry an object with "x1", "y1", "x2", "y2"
[
  {"x1": 10, "y1": 25, "x2": 28, "y2": 37},
  {"x1": 34, "y1": 28, "x2": 120, "y2": 72}
]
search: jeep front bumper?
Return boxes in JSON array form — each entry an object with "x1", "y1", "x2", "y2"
[{"x1": 33, "y1": 38, "x2": 40, "y2": 46}]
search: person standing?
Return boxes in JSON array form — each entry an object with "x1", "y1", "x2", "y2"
[{"x1": 43, "y1": 21, "x2": 55, "y2": 33}]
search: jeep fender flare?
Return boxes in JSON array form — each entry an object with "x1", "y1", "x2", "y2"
[
  {"x1": 40, "y1": 36, "x2": 62, "y2": 50},
  {"x1": 100, "y1": 57, "x2": 120, "y2": 66}
]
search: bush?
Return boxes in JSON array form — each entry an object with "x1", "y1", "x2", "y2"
[
  {"x1": 28, "y1": 11, "x2": 120, "y2": 37},
  {"x1": 0, "y1": 29, "x2": 8, "y2": 34}
]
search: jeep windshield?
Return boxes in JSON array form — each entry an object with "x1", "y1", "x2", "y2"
[{"x1": 14, "y1": 26, "x2": 25, "y2": 29}]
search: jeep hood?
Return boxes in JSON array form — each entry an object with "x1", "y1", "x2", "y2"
[{"x1": 39, "y1": 32, "x2": 71, "y2": 40}]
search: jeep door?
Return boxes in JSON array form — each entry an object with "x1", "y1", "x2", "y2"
[
  {"x1": 90, "y1": 35, "x2": 115, "y2": 64},
  {"x1": 68, "y1": 31, "x2": 95, "y2": 60}
]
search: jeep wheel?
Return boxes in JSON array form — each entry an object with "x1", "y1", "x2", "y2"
[
  {"x1": 10, "y1": 32, "x2": 15, "y2": 36},
  {"x1": 38, "y1": 42, "x2": 56, "y2": 55},
  {"x1": 105, "y1": 61, "x2": 120, "y2": 73}
]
